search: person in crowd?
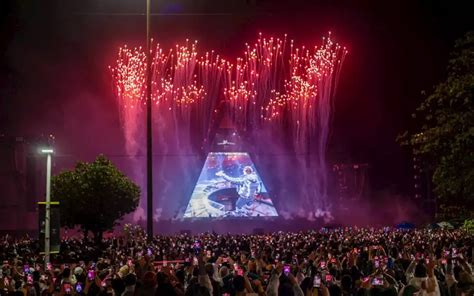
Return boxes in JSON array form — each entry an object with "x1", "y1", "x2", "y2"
[{"x1": 0, "y1": 228, "x2": 472, "y2": 295}]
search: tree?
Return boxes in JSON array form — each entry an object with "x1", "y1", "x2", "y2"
[
  {"x1": 400, "y1": 32, "x2": 474, "y2": 204},
  {"x1": 51, "y1": 155, "x2": 140, "y2": 241}
]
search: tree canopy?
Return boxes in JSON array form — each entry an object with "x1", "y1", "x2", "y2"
[
  {"x1": 400, "y1": 31, "x2": 474, "y2": 203},
  {"x1": 51, "y1": 155, "x2": 140, "y2": 239}
]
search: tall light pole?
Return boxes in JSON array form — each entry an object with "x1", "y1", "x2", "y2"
[
  {"x1": 40, "y1": 148, "x2": 54, "y2": 264},
  {"x1": 145, "y1": 0, "x2": 154, "y2": 239}
]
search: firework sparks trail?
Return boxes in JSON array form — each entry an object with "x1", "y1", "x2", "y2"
[
  {"x1": 110, "y1": 45, "x2": 147, "y2": 156},
  {"x1": 110, "y1": 33, "x2": 346, "y2": 218}
]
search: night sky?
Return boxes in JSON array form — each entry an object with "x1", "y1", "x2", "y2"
[{"x1": 0, "y1": 0, "x2": 472, "y2": 198}]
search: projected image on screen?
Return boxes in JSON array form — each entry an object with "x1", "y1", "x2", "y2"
[{"x1": 184, "y1": 152, "x2": 278, "y2": 218}]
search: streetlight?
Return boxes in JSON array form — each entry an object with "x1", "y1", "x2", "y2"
[{"x1": 39, "y1": 147, "x2": 53, "y2": 264}]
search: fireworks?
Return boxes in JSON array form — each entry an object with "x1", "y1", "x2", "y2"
[
  {"x1": 110, "y1": 45, "x2": 147, "y2": 109},
  {"x1": 252, "y1": 33, "x2": 348, "y2": 151},
  {"x1": 110, "y1": 34, "x2": 347, "y2": 213},
  {"x1": 111, "y1": 33, "x2": 346, "y2": 134}
]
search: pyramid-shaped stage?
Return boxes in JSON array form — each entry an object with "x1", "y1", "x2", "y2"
[{"x1": 183, "y1": 113, "x2": 278, "y2": 218}]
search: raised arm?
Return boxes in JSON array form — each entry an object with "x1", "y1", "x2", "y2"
[
  {"x1": 197, "y1": 253, "x2": 213, "y2": 295},
  {"x1": 266, "y1": 266, "x2": 281, "y2": 296},
  {"x1": 216, "y1": 171, "x2": 245, "y2": 185},
  {"x1": 405, "y1": 259, "x2": 417, "y2": 281}
]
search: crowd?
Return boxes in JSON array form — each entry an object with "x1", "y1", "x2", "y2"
[{"x1": 0, "y1": 227, "x2": 472, "y2": 296}]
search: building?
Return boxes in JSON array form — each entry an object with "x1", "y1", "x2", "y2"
[
  {"x1": 332, "y1": 163, "x2": 369, "y2": 202},
  {"x1": 411, "y1": 133, "x2": 436, "y2": 218},
  {"x1": 412, "y1": 151, "x2": 436, "y2": 218}
]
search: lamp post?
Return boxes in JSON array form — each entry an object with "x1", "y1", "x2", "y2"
[
  {"x1": 40, "y1": 148, "x2": 54, "y2": 265},
  {"x1": 145, "y1": 0, "x2": 153, "y2": 239}
]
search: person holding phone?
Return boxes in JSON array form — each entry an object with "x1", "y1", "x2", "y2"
[
  {"x1": 402, "y1": 258, "x2": 440, "y2": 296},
  {"x1": 265, "y1": 264, "x2": 305, "y2": 296}
]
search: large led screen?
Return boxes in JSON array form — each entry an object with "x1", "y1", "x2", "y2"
[{"x1": 184, "y1": 152, "x2": 278, "y2": 218}]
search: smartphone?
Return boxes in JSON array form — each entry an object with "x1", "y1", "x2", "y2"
[
  {"x1": 374, "y1": 260, "x2": 380, "y2": 268},
  {"x1": 24, "y1": 264, "x2": 30, "y2": 273},
  {"x1": 27, "y1": 274, "x2": 33, "y2": 285},
  {"x1": 452, "y1": 248, "x2": 458, "y2": 258},
  {"x1": 87, "y1": 270, "x2": 95, "y2": 281},
  {"x1": 313, "y1": 275, "x2": 321, "y2": 287},
  {"x1": 47, "y1": 262, "x2": 52, "y2": 271},
  {"x1": 64, "y1": 283, "x2": 72, "y2": 294},
  {"x1": 193, "y1": 241, "x2": 201, "y2": 255},
  {"x1": 320, "y1": 261, "x2": 326, "y2": 268},
  {"x1": 371, "y1": 277, "x2": 383, "y2": 286},
  {"x1": 325, "y1": 274, "x2": 332, "y2": 283},
  {"x1": 76, "y1": 283, "x2": 83, "y2": 293},
  {"x1": 425, "y1": 258, "x2": 430, "y2": 264},
  {"x1": 387, "y1": 258, "x2": 394, "y2": 269},
  {"x1": 284, "y1": 265, "x2": 290, "y2": 276},
  {"x1": 147, "y1": 248, "x2": 152, "y2": 256}
]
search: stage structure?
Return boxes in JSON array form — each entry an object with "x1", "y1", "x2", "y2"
[
  {"x1": 110, "y1": 33, "x2": 347, "y2": 221},
  {"x1": 183, "y1": 152, "x2": 278, "y2": 218}
]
